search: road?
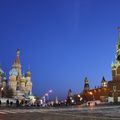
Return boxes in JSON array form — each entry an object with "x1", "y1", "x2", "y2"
[{"x1": 0, "y1": 105, "x2": 120, "y2": 120}]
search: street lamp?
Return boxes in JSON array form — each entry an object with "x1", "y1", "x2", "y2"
[
  {"x1": 49, "y1": 90, "x2": 52, "y2": 93},
  {"x1": 1, "y1": 87, "x2": 3, "y2": 91},
  {"x1": 89, "y1": 91, "x2": 95, "y2": 101},
  {"x1": 43, "y1": 90, "x2": 53, "y2": 103},
  {"x1": 45, "y1": 93, "x2": 48, "y2": 96},
  {"x1": 47, "y1": 90, "x2": 53, "y2": 101},
  {"x1": 1, "y1": 87, "x2": 3, "y2": 98},
  {"x1": 77, "y1": 94, "x2": 80, "y2": 98},
  {"x1": 89, "y1": 91, "x2": 92, "y2": 95}
]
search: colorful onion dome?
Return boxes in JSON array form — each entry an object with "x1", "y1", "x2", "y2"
[
  {"x1": 20, "y1": 76, "x2": 26, "y2": 83},
  {"x1": 25, "y1": 69, "x2": 31, "y2": 77},
  {"x1": 0, "y1": 67, "x2": 4, "y2": 76},
  {"x1": 9, "y1": 68, "x2": 18, "y2": 76}
]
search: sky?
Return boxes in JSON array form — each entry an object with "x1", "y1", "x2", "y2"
[{"x1": 0, "y1": 0, "x2": 120, "y2": 99}]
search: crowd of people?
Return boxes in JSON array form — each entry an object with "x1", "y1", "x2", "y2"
[{"x1": 0, "y1": 99, "x2": 31, "y2": 107}]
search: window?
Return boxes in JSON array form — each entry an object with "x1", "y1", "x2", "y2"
[{"x1": 113, "y1": 86, "x2": 116, "y2": 92}]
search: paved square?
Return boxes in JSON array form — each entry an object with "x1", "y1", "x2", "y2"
[{"x1": 0, "y1": 106, "x2": 120, "y2": 120}]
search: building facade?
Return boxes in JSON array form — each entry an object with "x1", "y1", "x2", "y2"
[
  {"x1": 82, "y1": 28, "x2": 120, "y2": 103},
  {"x1": 82, "y1": 76, "x2": 108, "y2": 102},
  {"x1": 9, "y1": 49, "x2": 32, "y2": 99},
  {"x1": 108, "y1": 29, "x2": 120, "y2": 102}
]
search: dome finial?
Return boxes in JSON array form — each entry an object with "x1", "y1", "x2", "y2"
[
  {"x1": 16, "y1": 49, "x2": 20, "y2": 56},
  {"x1": 25, "y1": 67, "x2": 31, "y2": 77}
]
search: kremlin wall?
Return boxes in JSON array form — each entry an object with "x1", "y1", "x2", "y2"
[
  {"x1": 82, "y1": 29, "x2": 120, "y2": 103},
  {"x1": 0, "y1": 49, "x2": 32, "y2": 100},
  {"x1": 66, "y1": 29, "x2": 120, "y2": 104}
]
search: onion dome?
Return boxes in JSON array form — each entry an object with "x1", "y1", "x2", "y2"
[
  {"x1": 0, "y1": 67, "x2": 4, "y2": 76},
  {"x1": 16, "y1": 49, "x2": 20, "y2": 55},
  {"x1": 2, "y1": 73, "x2": 7, "y2": 81},
  {"x1": 9, "y1": 68, "x2": 18, "y2": 76},
  {"x1": 20, "y1": 76, "x2": 26, "y2": 83},
  {"x1": 26, "y1": 81, "x2": 32, "y2": 86},
  {"x1": 111, "y1": 61, "x2": 116, "y2": 69},
  {"x1": 25, "y1": 69, "x2": 31, "y2": 77}
]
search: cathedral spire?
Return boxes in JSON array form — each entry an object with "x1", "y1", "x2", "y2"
[
  {"x1": 12, "y1": 49, "x2": 22, "y2": 76},
  {"x1": 15, "y1": 49, "x2": 20, "y2": 64}
]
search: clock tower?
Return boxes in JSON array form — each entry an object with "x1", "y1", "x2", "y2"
[
  {"x1": 111, "y1": 28, "x2": 120, "y2": 81},
  {"x1": 109, "y1": 27, "x2": 120, "y2": 102}
]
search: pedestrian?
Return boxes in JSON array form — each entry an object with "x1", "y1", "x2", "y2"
[
  {"x1": 10, "y1": 101, "x2": 13, "y2": 107},
  {"x1": 6, "y1": 99, "x2": 9, "y2": 107},
  {"x1": 0, "y1": 100, "x2": 1, "y2": 106},
  {"x1": 16, "y1": 99, "x2": 19, "y2": 107}
]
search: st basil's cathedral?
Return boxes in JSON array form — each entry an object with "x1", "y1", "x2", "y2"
[{"x1": 0, "y1": 49, "x2": 32, "y2": 99}]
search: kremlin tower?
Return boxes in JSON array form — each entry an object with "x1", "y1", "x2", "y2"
[
  {"x1": 111, "y1": 28, "x2": 120, "y2": 81},
  {"x1": 9, "y1": 49, "x2": 32, "y2": 99},
  {"x1": 108, "y1": 28, "x2": 120, "y2": 102},
  {"x1": 84, "y1": 77, "x2": 90, "y2": 91},
  {"x1": 101, "y1": 76, "x2": 107, "y2": 88}
]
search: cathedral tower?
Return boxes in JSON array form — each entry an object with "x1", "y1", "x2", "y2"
[
  {"x1": 12, "y1": 49, "x2": 22, "y2": 76},
  {"x1": 9, "y1": 49, "x2": 33, "y2": 98},
  {"x1": 25, "y1": 69, "x2": 32, "y2": 95}
]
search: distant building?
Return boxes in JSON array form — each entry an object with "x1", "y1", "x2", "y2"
[
  {"x1": 66, "y1": 89, "x2": 74, "y2": 105},
  {"x1": 82, "y1": 76, "x2": 109, "y2": 102}
]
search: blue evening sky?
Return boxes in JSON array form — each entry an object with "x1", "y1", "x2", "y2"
[{"x1": 0, "y1": 0, "x2": 120, "y2": 99}]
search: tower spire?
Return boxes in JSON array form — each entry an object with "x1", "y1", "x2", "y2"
[
  {"x1": 15, "y1": 49, "x2": 20, "y2": 64},
  {"x1": 12, "y1": 49, "x2": 22, "y2": 76},
  {"x1": 117, "y1": 27, "x2": 120, "y2": 44},
  {"x1": 84, "y1": 77, "x2": 90, "y2": 91},
  {"x1": 116, "y1": 28, "x2": 120, "y2": 62}
]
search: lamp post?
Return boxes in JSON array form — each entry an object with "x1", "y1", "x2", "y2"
[
  {"x1": 48, "y1": 90, "x2": 52, "y2": 101},
  {"x1": 1, "y1": 87, "x2": 3, "y2": 98},
  {"x1": 49, "y1": 90, "x2": 52, "y2": 93},
  {"x1": 43, "y1": 90, "x2": 53, "y2": 104},
  {"x1": 77, "y1": 94, "x2": 80, "y2": 98}
]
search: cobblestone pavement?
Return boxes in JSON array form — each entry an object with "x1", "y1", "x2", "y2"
[{"x1": 0, "y1": 106, "x2": 120, "y2": 120}]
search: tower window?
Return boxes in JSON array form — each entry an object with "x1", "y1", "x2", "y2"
[{"x1": 113, "y1": 86, "x2": 116, "y2": 92}]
